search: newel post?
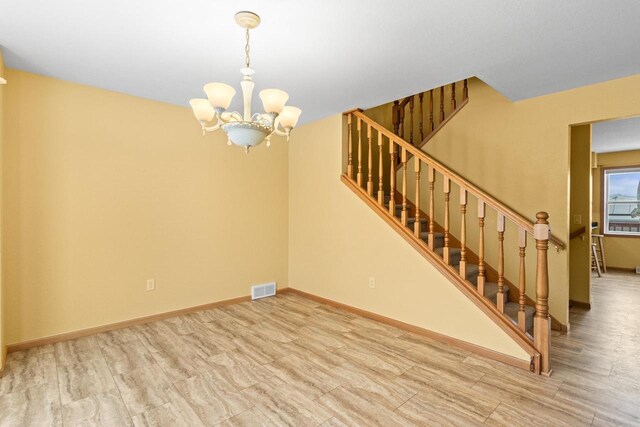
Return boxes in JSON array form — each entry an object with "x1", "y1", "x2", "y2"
[{"x1": 533, "y1": 212, "x2": 551, "y2": 375}]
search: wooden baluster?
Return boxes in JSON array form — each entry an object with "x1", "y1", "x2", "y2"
[
  {"x1": 497, "y1": 213, "x2": 506, "y2": 312},
  {"x1": 367, "y1": 124, "x2": 373, "y2": 196},
  {"x1": 518, "y1": 227, "x2": 527, "y2": 332},
  {"x1": 451, "y1": 82, "x2": 457, "y2": 111},
  {"x1": 419, "y1": 92, "x2": 424, "y2": 142},
  {"x1": 347, "y1": 114, "x2": 353, "y2": 179},
  {"x1": 401, "y1": 148, "x2": 408, "y2": 226},
  {"x1": 443, "y1": 177, "x2": 451, "y2": 265},
  {"x1": 414, "y1": 160, "x2": 421, "y2": 237},
  {"x1": 463, "y1": 79, "x2": 469, "y2": 101},
  {"x1": 392, "y1": 100, "x2": 400, "y2": 135},
  {"x1": 534, "y1": 212, "x2": 551, "y2": 375},
  {"x1": 389, "y1": 141, "x2": 396, "y2": 215},
  {"x1": 409, "y1": 96, "x2": 415, "y2": 145},
  {"x1": 357, "y1": 118, "x2": 363, "y2": 187},
  {"x1": 399, "y1": 108, "x2": 405, "y2": 139},
  {"x1": 477, "y1": 200, "x2": 486, "y2": 296},
  {"x1": 439, "y1": 86, "x2": 445, "y2": 123},
  {"x1": 459, "y1": 188, "x2": 467, "y2": 278},
  {"x1": 428, "y1": 166, "x2": 435, "y2": 250},
  {"x1": 378, "y1": 133, "x2": 384, "y2": 206},
  {"x1": 429, "y1": 90, "x2": 435, "y2": 132}
]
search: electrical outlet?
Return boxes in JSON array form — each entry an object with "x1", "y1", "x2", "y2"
[
  {"x1": 146, "y1": 279, "x2": 155, "y2": 291},
  {"x1": 573, "y1": 215, "x2": 582, "y2": 225},
  {"x1": 368, "y1": 277, "x2": 376, "y2": 289}
]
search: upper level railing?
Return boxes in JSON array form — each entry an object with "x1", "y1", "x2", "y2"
[
  {"x1": 392, "y1": 79, "x2": 469, "y2": 148},
  {"x1": 344, "y1": 109, "x2": 565, "y2": 374}
]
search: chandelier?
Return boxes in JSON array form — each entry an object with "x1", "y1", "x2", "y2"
[{"x1": 189, "y1": 11, "x2": 302, "y2": 153}]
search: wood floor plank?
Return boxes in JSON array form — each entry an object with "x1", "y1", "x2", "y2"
[{"x1": 2, "y1": 271, "x2": 640, "y2": 425}]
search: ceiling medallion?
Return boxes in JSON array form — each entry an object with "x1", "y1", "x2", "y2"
[{"x1": 189, "y1": 11, "x2": 302, "y2": 153}]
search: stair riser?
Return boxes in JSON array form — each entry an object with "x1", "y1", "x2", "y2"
[
  {"x1": 445, "y1": 251, "x2": 462, "y2": 266},
  {"x1": 430, "y1": 236, "x2": 444, "y2": 248},
  {"x1": 485, "y1": 289, "x2": 509, "y2": 306},
  {"x1": 407, "y1": 219, "x2": 428, "y2": 232}
]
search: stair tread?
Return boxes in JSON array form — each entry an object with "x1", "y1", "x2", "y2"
[
  {"x1": 465, "y1": 264, "x2": 479, "y2": 274},
  {"x1": 419, "y1": 231, "x2": 444, "y2": 240},
  {"x1": 434, "y1": 247, "x2": 461, "y2": 256},
  {"x1": 504, "y1": 302, "x2": 535, "y2": 318},
  {"x1": 482, "y1": 281, "x2": 508, "y2": 301},
  {"x1": 407, "y1": 217, "x2": 429, "y2": 224},
  {"x1": 504, "y1": 302, "x2": 535, "y2": 334}
]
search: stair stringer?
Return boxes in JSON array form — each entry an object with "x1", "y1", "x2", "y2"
[
  {"x1": 395, "y1": 191, "x2": 544, "y2": 318},
  {"x1": 341, "y1": 174, "x2": 540, "y2": 372}
]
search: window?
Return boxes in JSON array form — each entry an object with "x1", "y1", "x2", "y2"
[{"x1": 603, "y1": 166, "x2": 640, "y2": 236}]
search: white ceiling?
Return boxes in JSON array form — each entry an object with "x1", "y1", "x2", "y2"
[
  {"x1": 593, "y1": 117, "x2": 640, "y2": 154},
  {"x1": 1, "y1": 1, "x2": 640, "y2": 124}
]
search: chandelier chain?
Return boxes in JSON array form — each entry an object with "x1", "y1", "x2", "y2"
[{"x1": 245, "y1": 28, "x2": 251, "y2": 68}]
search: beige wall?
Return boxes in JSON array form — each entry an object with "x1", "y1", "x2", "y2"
[
  {"x1": 0, "y1": 51, "x2": 5, "y2": 363},
  {"x1": 569, "y1": 125, "x2": 592, "y2": 304},
  {"x1": 364, "y1": 75, "x2": 640, "y2": 325},
  {"x1": 289, "y1": 114, "x2": 530, "y2": 361},
  {"x1": 593, "y1": 149, "x2": 640, "y2": 269},
  {"x1": 3, "y1": 69, "x2": 289, "y2": 345}
]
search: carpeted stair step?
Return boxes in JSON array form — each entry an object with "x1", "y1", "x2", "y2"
[
  {"x1": 504, "y1": 302, "x2": 535, "y2": 334},
  {"x1": 407, "y1": 217, "x2": 428, "y2": 231},
  {"x1": 435, "y1": 247, "x2": 462, "y2": 266},
  {"x1": 481, "y1": 282, "x2": 509, "y2": 306},
  {"x1": 418, "y1": 231, "x2": 444, "y2": 248},
  {"x1": 463, "y1": 264, "x2": 480, "y2": 283}
]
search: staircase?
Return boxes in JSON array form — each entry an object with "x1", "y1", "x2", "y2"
[{"x1": 342, "y1": 89, "x2": 566, "y2": 375}]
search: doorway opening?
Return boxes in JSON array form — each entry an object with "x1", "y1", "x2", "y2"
[{"x1": 569, "y1": 116, "x2": 640, "y2": 311}]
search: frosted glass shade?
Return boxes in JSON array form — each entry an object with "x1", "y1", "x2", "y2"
[
  {"x1": 189, "y1": 99, "x2": 215, "y2": 123},
  {"x1": 222, "y1": 122, "x2": 270, "y2": 148},
  {"x1": 279, "y1": 106, "x2": 302, "y2": 129},
  {"x1": 259, "y1": 89, "x2": 289, "y2": 114},
  {"x1": 204, "y1": 82, "x2": 236, "y2": 109}
]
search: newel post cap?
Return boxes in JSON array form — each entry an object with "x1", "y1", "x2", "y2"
[{"x1": 534, "y1": 212, "x2": 550, "y2": 240}]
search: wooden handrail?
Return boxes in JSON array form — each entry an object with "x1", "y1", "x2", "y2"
[
  {"x1": 569, "y1": 226, "x2": 586, "y2": 240},
  {"x1": 352, "y1": 109, "x2": 566, "y2": 251},
  {"x1": 398, "y1": 96, "x2": 412, "y2": 109}
]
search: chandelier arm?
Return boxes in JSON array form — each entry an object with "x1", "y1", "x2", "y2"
[
  {"x1": 217, "y1": 111, "x2": 243, "y2": 123},
  {"x1": 203, "y1": 123, "x2": 221, "y2": 133},
  {"x1": 272, "y1": 116, "x2": 289, "y2": 136}
]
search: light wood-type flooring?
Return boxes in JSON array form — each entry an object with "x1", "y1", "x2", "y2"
[{"x1": 1, "y1": 272, "x2": 639, "y2": 426}]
